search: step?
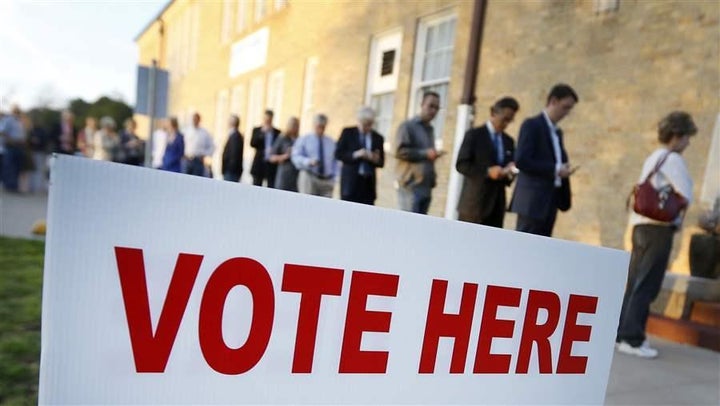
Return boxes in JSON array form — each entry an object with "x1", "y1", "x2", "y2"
[
  {"x1": 647, "y1": 314, "x2": 720, "y2": 352},
  {"x1": 690, "y1": 301, "x2": 720, "y2": 328}
]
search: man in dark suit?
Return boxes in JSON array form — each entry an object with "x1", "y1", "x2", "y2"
[
  {"x1": 510, "y1": 83, "x2": 579, "y2": 237},
  {"x1": 250, "y1": 109, "x2": 281, "y2": 187},
  {"x1": 222, "y1": 114, "x2": 244, "y2": 182},
  {"x1": 456, "y1": 97, "x2": 520, "y2": 227},
  {"x1": 335, "y1": 107, "x2": 385, "y2": 205}
]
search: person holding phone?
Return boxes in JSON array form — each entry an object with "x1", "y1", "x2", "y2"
[
  {"x1": 456, "y1": 97, "x2": 520, "y2": 227},
  {"x1": 509, "y1": 84, "x2": 579, "y2": 237},
  {"x1": 335, "y1": 107, "x2": 385, "y2": 205}
]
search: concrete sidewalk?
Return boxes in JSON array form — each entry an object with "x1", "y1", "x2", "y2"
[{"x1": 1, "y1": 191, "x2": 718, "y2": 404}]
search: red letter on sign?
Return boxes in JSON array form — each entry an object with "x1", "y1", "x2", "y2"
[
  {"x1": 515, "y1": 290, "x2": 561, "y2": 374},
  {"x1": 115, "y1": 247, "x2": 203, "y2": 373},
  {"x1": 419, "y1": 280, "x2": 478, "y2": 373},
  {"x1": 557, "y1": 294, "x2": 598, "y2": 374},
  {"x1": 474, "y1": 285, "x2": 522, "y2": 373},
  {"x1": 199, "y1": 257, "x2": 275, "y2": 375},
  {"x1": 281, "y1": 264, "x2": 344, "y2": 373},
  {"x1": 339, "y1": 271, "x2": 399, "y2": 373}
]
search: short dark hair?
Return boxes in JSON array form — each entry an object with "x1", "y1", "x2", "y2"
[
  {"x1": 491, "y1": 97, "x2": 520, "y2": 114},
  {"x1": 264, "y1": 109, "x2": 274, "y2": 117},
  {"x1": 658, "y1": 111, "x2": 697, "y2": 143},
  {"x1": 546, "y1": 83, "x2": 579, "y2": 105},
  {"x1": 422, "y1": 91, "x2": 441, "y2": 103},
  {"x1": 169, "y1": 116, "x2": 179, "y2": 129}
]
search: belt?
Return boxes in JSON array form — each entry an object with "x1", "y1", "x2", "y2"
[{"x1": 308, "y1": 171, "x2": 332, "y2": 180}]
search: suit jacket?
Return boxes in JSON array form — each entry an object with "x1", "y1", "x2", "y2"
[
  {"x1": 222, "y1": 130, "x2": 244, "y2": 175},
  {"x1": 455, "y1": 124, "x2": 515, "y2": 220},
  {"x1": 509, "y1": 113, "x2": 572, "y2": 220},
  {"x1": 335, "y1": 126, "x2": 385, "y2": 201},
  {"x1": 250, "y1": 126, "x2": 280, "y2": 177}
]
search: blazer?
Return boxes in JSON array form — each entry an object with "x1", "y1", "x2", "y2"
[
  {"x1": 250, "y1": 126, "x2": 281, "y2": 176},
  {"x1": 509, "y1": 113, "x2": 572, "y2": 220},
  {"x1": 455, "y1": 124, "x2": 515, "y2": 219},
  {"x1": 222, "y1": 130, "x2": 244, "y2": 175},
  {"x1": 335, "y1": 126, "x2": 385, "y2": 201}
]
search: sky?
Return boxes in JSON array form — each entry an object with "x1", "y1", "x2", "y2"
[{"x1": 0, "y1": 0, "x2": 168, "y2": 111}]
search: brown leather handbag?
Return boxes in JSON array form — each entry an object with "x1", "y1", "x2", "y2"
[{"x1": 630, "y1": 152, "x2": 688, "y2": 222}]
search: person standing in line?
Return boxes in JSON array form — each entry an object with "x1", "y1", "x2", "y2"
[
  {"x1": 151, "y1": 119, "x2": 169, "y2": 169},
  {"x1": 161, "y1": 117, "x2": 185, "y2": 173},
  {"x1": 456, "y1": 97, "x2": 520, "y2": 227},
  {"x1": 509, "y1": 83, "x2": 579, "y2": 237},
  {"x1": 183, "y1": 112, "x2": 215, "y2": 177},
  {"x1": 250, "y1": 109, "x2": 281, "y2": 187},
  {"x1": 395, "y1": 91, "x2": 441, "y2": 214},
  {"x1": 56, "y1": 110, "x2": 77, "y2": 155},
  {"x1": 120, "y1": 118, "x2": 145, "y2": 166},
  {"x1": 221, "y1": 114, "x2": 244, "y2": 182},
  {"x1": 269, "y1": 116, "x2": 300, "y2": 192},
  {"x1": 335, "y1": 106, "x2": 385, "y2": 205},
  {"x1": 77, "y1": 116, "x2": 98, "y2": 158},
  {"x1": 27, "y1": 113, "x2": 49, "y2": 193},
  {"x1": 0, "y1": 105, "x2": 27, "y2": 192},
  {"x1": 616, "y1": 112, "x2": 697, "y2": 359},
  {"x1": 92, "y1": 117, "x2": 121, "y2": 162},
  {"x1": 291, "y1": 113, "x2": 337, "y2": 197}
]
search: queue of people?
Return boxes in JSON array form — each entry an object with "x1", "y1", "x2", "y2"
[{"x1": 1, "y1": 84, "x2": 703, "y2": 362}]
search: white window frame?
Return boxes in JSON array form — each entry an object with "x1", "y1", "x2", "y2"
[
  {"x1": 254, "y1": 0, "x2": 267, "y2": 22},
  {"x1": 221, "y1": 0, "x2": 234, "y2": 43},
  {"x1": 267, "y1": 69, "x2": 285, "y2": 124},
  {"x1": 365, "y1": 28, "x2": 403, "y2": 147},
  {"x1": 407, "y1": 10, "x2": 457, "y2": 149},
  {"x1": 247, "y1": 75, "x2": 265, "y2": 138},
  {"x1": 300, "y1": 57, "x2": 318, "y2": 134},
  {"x1": 236, "y1": 0, "x2": 249, "y2": 33},
  {"x1": 274, "y1": 0, "x2": 288, "y2": 11},
  {"x1": 214, "y1": 90, "x2": 230, "y2": 179},
  {"x1": 594, "y1": 0, "x2": 619, "y2": 13}
]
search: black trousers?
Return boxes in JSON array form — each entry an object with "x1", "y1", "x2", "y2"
[
  {"x1": 616, "y1": 224, "x2": 675, "y2": 347},
  {"x1": 458, "y1": 194, "x2": 506, "y2": 228},
  {"x1": 252, "y1": 162, "x2": 277, "y2": 188},
  {"x1": 342, "y1": 175, "x2": 375, "y2": 205}
]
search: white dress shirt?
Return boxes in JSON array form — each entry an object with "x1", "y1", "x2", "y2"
[{"x1": 184, "y1": 126, "x2": 215, "y2": 158}]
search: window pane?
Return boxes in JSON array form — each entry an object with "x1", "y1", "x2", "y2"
[{"x1": 370, "y1": 92, "x2": 395, "y2": 141}]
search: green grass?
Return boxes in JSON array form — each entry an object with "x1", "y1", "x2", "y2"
[{"x1": 0, "y1": 237, "x2": 44, "y2": 405}]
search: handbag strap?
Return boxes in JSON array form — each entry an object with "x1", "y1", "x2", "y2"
[{"x1": 643, "y1": 150, "x2": 673, "y2": 184}]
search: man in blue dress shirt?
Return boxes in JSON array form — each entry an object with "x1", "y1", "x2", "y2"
[{"x1": 291, "y1": 114, "x2": 337, "y2": 197}]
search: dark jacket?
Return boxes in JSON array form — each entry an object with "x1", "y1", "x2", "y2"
[
  {"x1": 222, "y1": 130, "x2": 244, "y2": 176},
  {"x1": 509, "y1": 113, "x2": 571, "y2": 220},
  {"x1": 250, "y1": 126, "x2": 280, "y2": 177},
  {"x1": 335, "y1": 126, "x2": 385, "y2": 202},
  {"x1": 456, "y1": 124, "x2": 515, "y2": 221}
]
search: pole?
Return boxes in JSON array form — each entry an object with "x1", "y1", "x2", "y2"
[
  {"x1": 144, "y1": 59, "x2": 157, "y2": 168},
  {"x1": 444, "y1": 0, "x2": 488, "y2": 220}
]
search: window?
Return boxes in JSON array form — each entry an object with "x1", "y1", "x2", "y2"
[
  {"x1": 255, "y1": 0, "x2": 267, "y2": 22},
  {"x1": 370, "y1": 92, "x2": 395, "y2": 142},
  {"x1": 365, "y1": 29, "x2": 402, "y2": 145},
  {"x1": 247, "y1": 76, "x2": 265, "y2": 138},
  {"x1": 230, "y1": 84, "x2": 246, "y2": 121},
  {"x1": 700, "y1": 114, "x2": 720, "y2": 206},
  {"x1": 221, "y1": 0, "x2": 234, "y2": 43},
  {"x1": 409, "y1": 12, "x2": 456, "y2": 149},
  {"x1": 214, "y1": 90, "x2": 230, "y2": 178},
  {"x1": 274, "y1": 0, "x2": 288, "y2": 11},
  {"x1": 236, "y1": 0, "x2": 249, "y2": 32},
  {"x1": 190, "y1": 3, "x2": 200, "y2": 70},
  {"x1": 300, "y1": 57, "x2": 318, "y2": 134},
  {"x1": 267, "y1": 69, "x2": 284, "y2": 124},
  {"x1": 594, "y1": 0, "x2": 619, "y2": 13}
]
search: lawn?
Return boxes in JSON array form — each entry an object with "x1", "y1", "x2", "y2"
[{"x1": 0, "y1": 237, "x2": 44, "y2": 405}]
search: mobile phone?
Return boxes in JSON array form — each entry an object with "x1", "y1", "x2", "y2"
[{"x1": 570, "y1": 165, "x2": 581, "y2": 175}]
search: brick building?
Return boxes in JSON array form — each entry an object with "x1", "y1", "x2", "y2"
[{"x1": 135, "y1": 0, "x2": 719, "y2": 274}]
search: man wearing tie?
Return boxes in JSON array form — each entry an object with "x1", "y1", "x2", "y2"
[
  {"x1": 510, "y1": 84, "x2": 579, "y2": 237},
  {"x1": 250, "y1": 109, "x2": 281, "y2": 187},
  {"x1": 291, "y1": 114, "x2": 337, "y2": 197},
  {"x1": 335, "y1": 106, "x2": 385, "y2": 205},
  {"x1": 456, "y1": 97, "x2": 520, "y2": 227}
]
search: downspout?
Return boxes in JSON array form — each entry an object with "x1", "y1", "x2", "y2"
[{"x1": 444, "y1": 0, "x2": 488, "y2": 219}]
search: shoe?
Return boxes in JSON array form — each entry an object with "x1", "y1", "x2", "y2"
[{"x1": 616, "y1": 340, "x2": 658, "y2": 358}]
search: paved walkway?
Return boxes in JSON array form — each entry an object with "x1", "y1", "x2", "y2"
[{"x1": 1, "y1": 191, "x2": 718, "y2": 404}]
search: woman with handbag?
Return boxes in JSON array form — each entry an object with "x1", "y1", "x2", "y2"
[{"x1": 616, "y1": 111, "x2": 697, "y2": 358}]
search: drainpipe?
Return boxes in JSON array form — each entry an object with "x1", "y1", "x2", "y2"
[{"x1": 444, "y1": 0, "x2": 488, "y2": 219}]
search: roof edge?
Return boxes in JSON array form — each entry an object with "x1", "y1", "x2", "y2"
[{"x1": 134, "y1": 0, "x2": 174, "y2": 42}]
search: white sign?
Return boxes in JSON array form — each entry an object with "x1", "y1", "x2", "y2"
[
  {"x1": 39, "y1": 156, "x2": 629, "y2": 404},
  {"x1": 229, "y1": 28, "x2": 269, "y2": 78}
]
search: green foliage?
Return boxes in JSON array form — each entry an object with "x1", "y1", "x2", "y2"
[
  {"x1": 0, "y1": 237, "x2": 44, "y2": 405},
  {"x1": 27, "y1": 96, "x2": 133, "y2": 133}
]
